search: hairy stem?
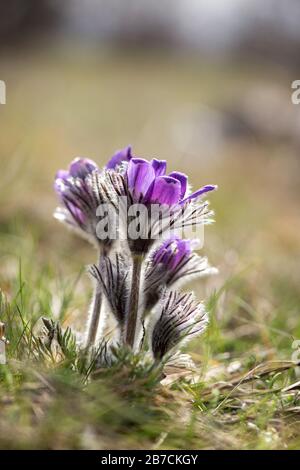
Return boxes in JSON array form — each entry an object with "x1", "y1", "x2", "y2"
[
  {"x1": 85, "y1": 251, "x2": 103, "y2": 348},
  {"x1": 125, "y1": 255, "x2": 143, "y2": 348}
]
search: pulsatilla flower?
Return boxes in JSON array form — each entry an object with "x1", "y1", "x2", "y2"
[
  {"x1": 53, "y1": 146, "x2": 217, "y2": 374},
  {"x1": 144, "y1": 237, "x2": 217, "y2": 310},
  {"x1": 121, "y1": 157, "x2": 217, "y2": 256},
  {"x1": 152, "y1": 236, "x2": 196, "y2": 270},
  {"x1": 54, "y1": 157, "x2": 125, "y2": 248},
  {"x1": 151, "y1": 291, "x2": 208, "y2": 361},
  {"x1": 127, "y1": 157, "x2": 216, "y2": 206},
  {"x1": 54, "y1": 157, "x2": 100, "y2": 242}
]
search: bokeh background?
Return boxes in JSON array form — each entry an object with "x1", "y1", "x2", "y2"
[{"x1": 0, "y1": 2, "x2": 300, "y2": 446}]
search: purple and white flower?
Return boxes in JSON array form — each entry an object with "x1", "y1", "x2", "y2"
[
  {"x1": 54, "y1": 156, "x2": 124, "y2": 248},
  {"x1": 145, "y1": 236, "x2": 217, "y2": 310},
  {"x1": 126, "y1": 157, "x2": 216, "y2": 206}
]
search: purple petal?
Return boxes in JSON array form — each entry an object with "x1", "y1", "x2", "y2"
[
  {"x1": 54, "y1": 176, "x2": 86, "y2": 225},
  {"x1": 127, "y1": 158, "x2": 156, "y2": 199},
  {"x1": 65, "y1": 201, "x2": 86, "y2": 225},
  {"x1": 106, "y1": 145, "x2": 132, "y2": 169},
  {"x1": 69, "y1": 157, "x2": 98, "y2": 179},
  {"x1": 153, "y1": 237, "x2": 193, "y2": 271},
  {"x1": 169, "y1": 239, "x2": 191, "y2": 270},
  {"x1": 54, "y1": 177, "x2": 68, "y2": 197},
  {"x1": 181, "y1": 184, "x2": 217, "y2": 204},
  {"x1": 55, "y1": 169, "x2": 69, "y2": 181},
  {"x1": 176, "y1": 239, "x2": 191, "y2": 260},
  {"x1": 153, "y1": 238, "x2": 174, "y2": 264},
  {"x1": 151, "y1": 159, "x2": 167, "y2": 177},
  {"x1": 147, "y1": 176, "x2": 181, "y2": 205},
  {"x1": 168, "y1": 172, "x2": 188, "y2": 199}
]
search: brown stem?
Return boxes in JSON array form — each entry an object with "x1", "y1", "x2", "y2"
[{"x1": 125, "y1": 255, "x2": 143, "y2": 348}]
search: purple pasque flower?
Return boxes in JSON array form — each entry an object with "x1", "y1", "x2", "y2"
[
  {"x1": 54, "y1": 157, "x2": 98, "y2": 225},
  {"x1": 152, "y1": 236, "x2": 194, "y2": 271},
  {"x1": 123, "y1": 155, "x2": 217, "y2": 255},
  {"x1": 145, "y1": 237, "x2": 217, "y2": 310},
  {"x1": 54, "y1": 157, "x2": 122, "y2": 248},
  {"x1": 54, "y1": 147, "x2": 135, "y2": 247},
  {"x1": 126, "y1": 157, "x2": 216, "y2": 206}
]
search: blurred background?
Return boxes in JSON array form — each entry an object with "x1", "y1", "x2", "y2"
[{"x1": 0, "y1": 0, "x2": 299, "y2": 351}]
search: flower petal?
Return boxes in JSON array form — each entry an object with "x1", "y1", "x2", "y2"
[
  {"x1": 147, "y1": 176, "x2": 181, "y2": 205},
  {"x1": 69, "y1": 157, "x2": 98, "y2": 179},
  {"x1": 153, "y1": 238, "x2": 174, "y2": 264},
  {"x1": 181, "y1": 184, "x2": 217, "y2": 204},
  {"x1": 106, "y1": 145, "x2": 132, "y2": 169},
  {"x1": 171, "y1": 239, "x2": 191, "y2": 269},
  {"x1": 54, "y1": 177, "x2": 68, "y2": 197},
  {"x1": 127, "y1": 158, "x2": 156, "y2": 199},
  {"x1": 151, "y1": 159, "x2": 167, "y2": 177},
  {"x1": 55, "y1": 169, "x2": 69, "y2": 181},
  {"x1": 154, "y1": 237, "x2": 192, "y2": 271},
  {"x1": 168, "y1": 172, "x2": 188, "y2": 199},
  {"x1": 66, "y1": 201, "x2": 86, "y2": 225}
]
